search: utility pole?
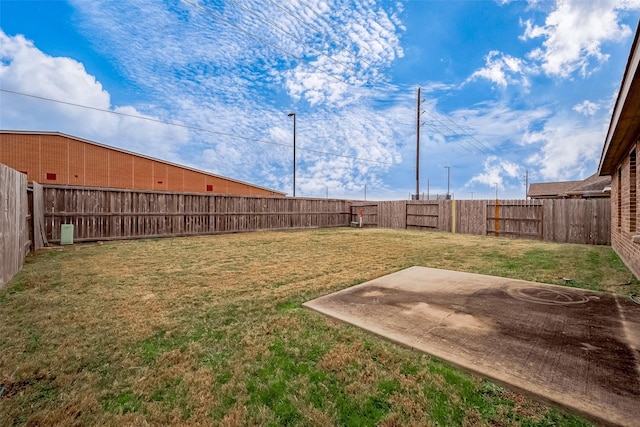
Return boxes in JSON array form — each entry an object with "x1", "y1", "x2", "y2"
[
  {"x1": 416, "y1": 86, "x2": 421, "y2": 199},
  {"x1": 427, "y1": 178, "x2": 430, "y2": 200},
  {"x1": 525, "y1": 170, "x2": 529, "y2": 199},
  {"x1": 444, "y1": 166, "x2": 450, "y2": 199}
]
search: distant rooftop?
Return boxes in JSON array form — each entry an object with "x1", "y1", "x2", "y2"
[{"x1": 528, "y1": 174, "x2": 611, "y2": 199}]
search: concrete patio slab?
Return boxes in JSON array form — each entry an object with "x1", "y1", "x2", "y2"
[{"x1": 303, "y1": 267, "x2": 640, "y2": 426}]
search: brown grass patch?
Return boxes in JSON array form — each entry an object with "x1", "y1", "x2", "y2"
[{"x1": 1, "y1": 228, "x2": 624, "y2": 425}]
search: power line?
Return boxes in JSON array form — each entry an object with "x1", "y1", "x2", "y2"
[
  {"x1": 421, "y1": 109, "x2": 491, "y2": 155},
  {"x1": 420, "y1": 122, "x2": 474, "y2": 154},
  {"x1": 181, "y1": 0, "x2": 348, "y2": 84},
  {"x1": 441, "y1": 114, "x2": 496, "y2": 154},
  {"x1": 0, "y1": 88, "x2": 396, "y2": 166}
]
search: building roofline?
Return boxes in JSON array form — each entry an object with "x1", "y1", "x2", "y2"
[
  {"x1": 598, "y1": 20, "x2": 640, "y2": 176},
  {"x1": 0, "y1": 130, "x2": 286, "y2": 196}
]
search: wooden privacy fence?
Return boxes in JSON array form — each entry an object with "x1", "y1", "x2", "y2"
[
  {"x1": 354, "y1": 199, "x2": 611, "y2": 245},
  {"x1": 34, "y1": 185, "x2": 611, "y2": 245},
  {"x1": 486, "y1": 201, "x2": 544, "y2": 239},
  {"x1": 1, "y1": 164, "x2": 28, "y2": 288},
  {"x1": 28, "y1": 182, "x2": 48, "y2": 251},
  {"x1": 43, "y1": 186, "x2": 352, "y2": 242}
]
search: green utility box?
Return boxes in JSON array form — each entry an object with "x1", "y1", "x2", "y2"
[{"x1": 60, "y1": 224, "x2": 74, "y2": 245}]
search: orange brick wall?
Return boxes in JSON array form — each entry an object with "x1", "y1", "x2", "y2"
[
  {"x1": 167, "y1": 166, "x2": 184, "y2": 192},
  {"x1": 109, "y1": 150, "x2": 133, "y2": 189},
  {"x1": 611, "y1": 140, "x2": 640, "y2": 278},
  {"x1": 133, "y1": 157, "x2": 153, "y2": 190},
  {"x1": 183, "y1": 169, "x2": 204, "y2": 193},
  {"x1": 0, "y1": 133, "x2": 281, "y2": 196},
  {"x1": 84, "y1": 143, "x2": 109, "y2": 187},
  {"x1": 68, "y1": 139, "x2": 85, "y2": 186}
]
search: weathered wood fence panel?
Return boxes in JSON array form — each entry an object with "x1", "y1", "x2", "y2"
[
  {"x1": 487, "y1": 200, "x2": 544, "y2": 239},
  {"x1": 36, "y1": 185, "x2": 611, "y2": 246},
  {"x1": 43, "y1": 186, "x2": 353, "y2": 242},
  {"x1": 1, "y1": 164, "x2": 29, "y2": 288},
  {"x1": 350, "y1": 204, "x2": 379, "y2": 227},
  {"x1": 406, "y1": 202, "x2": 439, "y2": 230},
  {"x1": 379, "y1": 201, "x2": 406, "y2": 229},
  {"x1": 30, "y1": 182, "x2": 48, "y2": 249},
  {"x1": 352, "y1": 199, "x2": 610, "y2": 245},
  {"x1": 456, "y1": 200, "x2": 486, "y2": 235},
  {"x1": 541, "y1": 199, "x2": 611, "y2": 245}
]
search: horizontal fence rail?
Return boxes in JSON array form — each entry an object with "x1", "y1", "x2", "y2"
[
  {"x1": 359, "y1": 199, "x2": 610, "y2": 245},
  {"x1": 39, "y1": 185, "x2": 611, "y2": 246},
  {"x1": 43, "y1": 186, "x2": 352, "y2": 242}
]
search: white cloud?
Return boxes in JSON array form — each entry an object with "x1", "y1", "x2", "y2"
[
  {"x1": 467, "y1": 50, "x2": 531, "y2": 88},
  {"x1": 573, "y1": 100, "x2": 599, "y2": 116},
  {"x1": 275, "y1": 0, "x2": 404, "y2": 105},
  {"x1": 523, "y1": 116, "x2": 606, "y2": 180},
  {"x1": 0, "y1": 30, "x2": 189, "y2": 161},
  {"x1": 425, "y1": 100, "x2": 550, "y2": 152},
  {"x1": 520, "y1": 0, "x2": 640, "y2": 77},
  {"x1": 169, "y1": 0, "x2": 401, "y2": 107},
  {"x1": 468, "y1": 156, "x2": 524, "y2": 194},
  {"x1": 1, "y1": 1, "x2": 410, "y2": 197}
]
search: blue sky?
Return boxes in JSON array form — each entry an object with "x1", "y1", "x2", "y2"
[{"x1": 1, "y1": 0, "x2": 639, "y2": 199}]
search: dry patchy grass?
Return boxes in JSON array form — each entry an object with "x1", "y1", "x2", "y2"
[{"x1": 1, "y1": 228, "x2": 637, "y2": 426}]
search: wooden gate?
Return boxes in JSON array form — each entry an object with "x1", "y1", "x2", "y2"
[
  {"x1": 406, "y1": 203, "x2": 439, "y2": 230},
  {"x1": 350, "y1": 204, "x2": 378, "y2": 227},
  {"x1": 486, "y1": 201, "x2": 543, "y2": 239}
]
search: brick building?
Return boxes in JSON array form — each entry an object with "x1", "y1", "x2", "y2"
[
  {"x1": 598, "y1": 23, "x2": 640, "y2": 278},
  {"x1": 0, "y1": 131, "x2": 284, "y2": 197}
]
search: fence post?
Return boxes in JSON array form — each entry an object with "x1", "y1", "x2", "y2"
[
  {"x1": 494, "y1": 199, "x2": 500, "y2": 238},
  {"x1": 452, "y1": 200, "x2": 457, "y2": 233}
]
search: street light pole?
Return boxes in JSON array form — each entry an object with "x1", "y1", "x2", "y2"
[
  {"x1": 444, "y1": 166, "x2": 450, "y2": 199},
  {"x1": 416, "y1": 87, "x2": 421, "y2": 198},
  {"x1": 288, "y1": 113, "x2": 296, "y2": 197}
]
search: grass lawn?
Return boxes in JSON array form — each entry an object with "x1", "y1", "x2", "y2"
[{"x1": 1, "y1": 228, "x2": 638, "y2": 426}]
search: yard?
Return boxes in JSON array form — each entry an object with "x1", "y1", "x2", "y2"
[{"x1": 1, "y1": 228, "x2": 637, "y2": 426}]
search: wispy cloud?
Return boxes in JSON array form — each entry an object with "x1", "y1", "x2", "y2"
[
  {"x1": 2, "y1": 0, "x2": 637, "y2": 200},
  {"x1": 3, "y1": 0, "x2": 409, "y2": 196}
]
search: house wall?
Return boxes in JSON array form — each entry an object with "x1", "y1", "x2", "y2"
[
  {"x1": 0, "y1": 133, "x2": 281, "y2": 197},
  {"x1": 611, "y1": 140, "x2": 640, "y2": 278}
]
